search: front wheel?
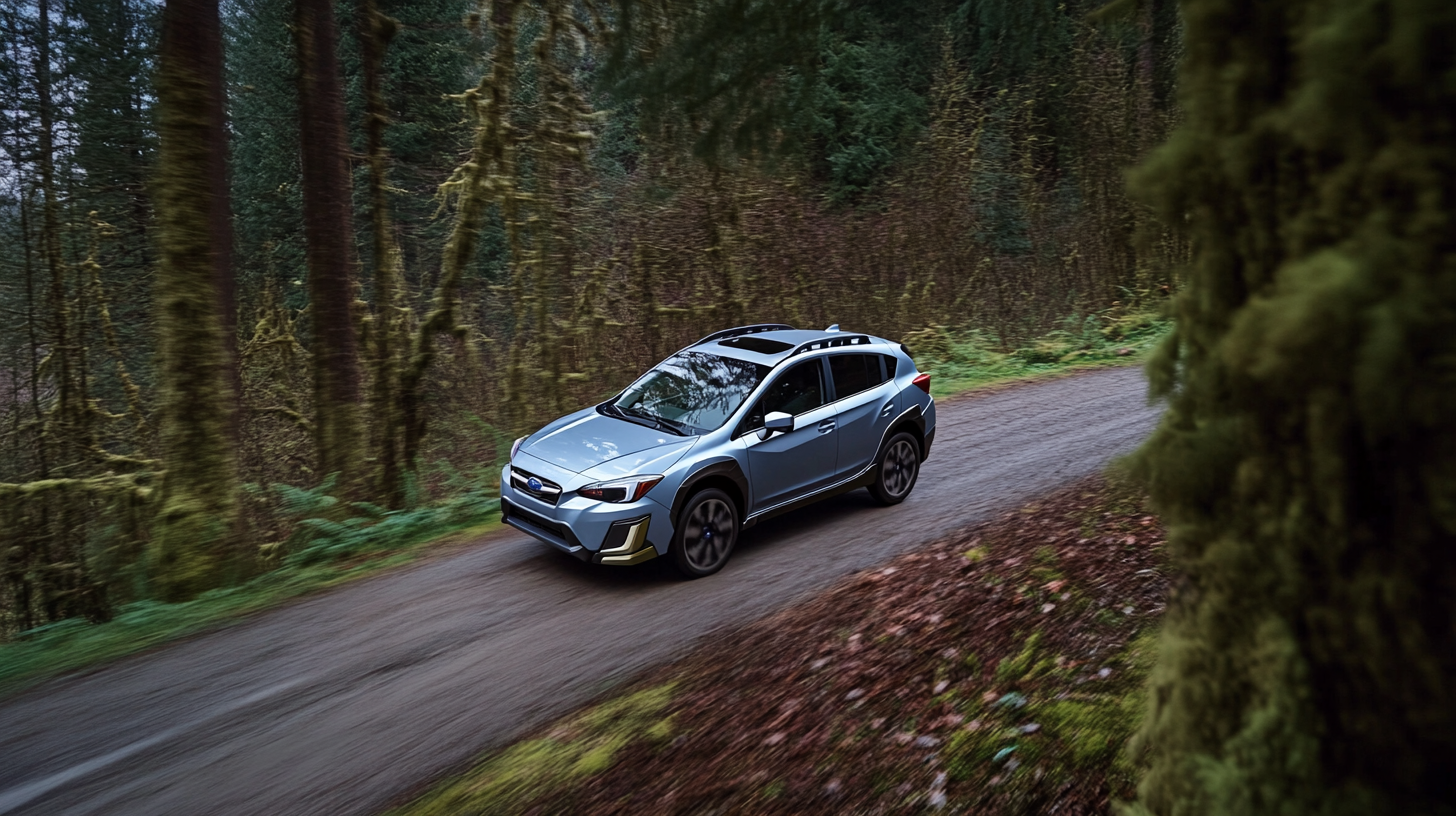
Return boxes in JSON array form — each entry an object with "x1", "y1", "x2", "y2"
[
  {"x1": 670, "y1": 488, "x2": 739, "y2": 578},
  {"x1": 868, "y1": 432, "x2": 921, "y2": 506}
]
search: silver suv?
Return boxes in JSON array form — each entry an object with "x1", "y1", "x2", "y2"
[{"x1": 500, "y1": 324, "x2": 936, "y2": 577}]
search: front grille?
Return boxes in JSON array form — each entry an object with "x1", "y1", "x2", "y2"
[
  {"x1": 503, "y1": 500, "x2": 578, "y2": 546},
  {"x1": 510, "y1": 466, "x2": 563, "y2": 506}
]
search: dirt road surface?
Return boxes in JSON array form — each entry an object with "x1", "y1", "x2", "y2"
[{"x1": 0, "y1": 367, "x2": 1161, "y2": 816}]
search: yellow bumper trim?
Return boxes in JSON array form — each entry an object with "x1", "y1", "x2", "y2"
[{"x1": 599, "y1": 518, "x2": 658, "y2": 565}]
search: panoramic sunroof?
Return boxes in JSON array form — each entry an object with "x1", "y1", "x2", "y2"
[{"x1": 719, "y1": 336, "x2": 793, "y2": 354}]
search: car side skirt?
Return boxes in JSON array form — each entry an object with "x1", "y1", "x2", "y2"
[{"x1": 744, "y1": 461, "x2": 881, "y2": 528}]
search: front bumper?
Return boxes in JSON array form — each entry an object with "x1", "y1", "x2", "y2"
[{"x1": 500, "y1": 463, "x2": 672, "y2": 565}]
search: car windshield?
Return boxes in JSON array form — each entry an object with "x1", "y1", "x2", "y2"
[{"x1": 611, "y1": 351, "x2": 770, "y2": 434}]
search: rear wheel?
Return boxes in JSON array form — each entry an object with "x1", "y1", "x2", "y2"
[
  {"x1": 869, "y1": 432, "x2": 920, "y2": 506},
  {"x1": 670, "y1": 488, "x2": 739, "y2": 578}
]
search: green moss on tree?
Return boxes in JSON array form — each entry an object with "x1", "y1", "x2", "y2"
[
  {"x1": 150, "y1": 0, "x2": 240, "y2": 601},
  {"x1": 1127, "y1": 2, "x2": 1456, "y2": 814}
]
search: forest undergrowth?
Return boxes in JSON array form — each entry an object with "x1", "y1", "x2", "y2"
[
  {"x1": 394, "y1": 472, "x2": 1168, "y2": 816},
  {"x1": 0, "y1": 307, "x2": 1168, "y2": 699},
  {"x1": 907, "y1": 299, "x2": 1169, "y2": 397}
]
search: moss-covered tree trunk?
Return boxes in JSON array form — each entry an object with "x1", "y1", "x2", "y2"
[
  {"x1": 1128, "y1": 2, "x2": 1456, "y2": 814},
  {"x1": 150, "y1": 0, "x2": 240, "y2": 601},
  {"x1": 294, "y1": 0, "x2": 366, "y2": 498},
  {"x1": 401, "y1": 0, "x2": 520, "y2": 460},
  {"x1": 357, "y1": 0, "x2": 405, "y2": 507}
]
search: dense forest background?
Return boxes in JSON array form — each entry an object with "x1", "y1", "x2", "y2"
[
  {"x1": 4, "y1": 0, "x2": 1454, "y2": 812},
  {"x1": 0, "y1": 0, "x2": 1184, "y2": 629}
]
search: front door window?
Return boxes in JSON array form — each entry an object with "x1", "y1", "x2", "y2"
[{"x1": 743, "y1": 359, "x2": 837, "y2": 511}]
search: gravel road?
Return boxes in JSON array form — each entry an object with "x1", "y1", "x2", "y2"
[{"x1": 0, "y1": 366, "x2": 1161, "y2": 816}]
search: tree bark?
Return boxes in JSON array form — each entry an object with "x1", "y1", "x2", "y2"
[
  {"x1": 357, "y1": 0, "x2": 403, "y2": 507},
  {"x1": 150, "y1": 0, "x2": 240, "y2": 600},
  {"x1": 1128, "y1": 1, "x2": 1456, "y2": 813},
  {"x1": 295, "y1": 0, "x2": 366, "y2": 499}
]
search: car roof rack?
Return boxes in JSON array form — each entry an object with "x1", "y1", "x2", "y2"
[
  {"x1": 692, "y1": 323, "x2": 797, "y2": 347},
  {"x1": 789, "y1": 334, "x2": 874, "y2": 356}
]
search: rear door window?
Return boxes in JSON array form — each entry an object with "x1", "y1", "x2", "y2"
[{"x1": 829, "y1": 354, "x2": 887, "y2": 401}]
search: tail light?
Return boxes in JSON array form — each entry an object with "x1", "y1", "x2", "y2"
[{"x1": 912, "y1": 373, "x2": 931, "y2": 394}]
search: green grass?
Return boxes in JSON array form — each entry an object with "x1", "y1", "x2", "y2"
[
  {"x1": 903, "y1": 305, "x2": 1170, "y2": 397},
  {"x1": 946, "y1": 626, "x2": 1160, "y2": 785},
  {"x1": 1029, "y1": 628, "x2": 1159, "y2": 771},
  {"x1": 0, "y1": 492, "x2": 501, "y2": 698},
  {"x1": 391, "y1": 684, "x2": 678, "y2": 816}
]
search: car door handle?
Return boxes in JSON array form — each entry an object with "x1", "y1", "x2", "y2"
[
  {"x1": 879, "y1": 402, "x2": 895, "y2": 418},
  {"x1": 817, "y1": 419, "x2": 836, "y2": 433}
]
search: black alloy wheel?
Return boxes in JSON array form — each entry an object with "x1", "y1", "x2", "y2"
[
  {"x1": 671, "y1": 488, "x2": 739, "y2": 578},
  {"x1": 869, "y1": 432, "x2": 921, "y2": 506}
]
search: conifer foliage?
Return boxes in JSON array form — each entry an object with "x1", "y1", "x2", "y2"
[{"x1": 1129, "y1": 1, "x2": 1456, "y2": 813}]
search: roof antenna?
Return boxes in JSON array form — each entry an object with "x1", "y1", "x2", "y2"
[{"x1": 824, "y1": 324, "x2": 840, "y2": 332}]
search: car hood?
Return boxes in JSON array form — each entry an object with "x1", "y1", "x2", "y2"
[{"x1": 522, "y1": 407, "x2": 698, "y2": 476}]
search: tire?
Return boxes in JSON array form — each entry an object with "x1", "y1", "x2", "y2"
[
  {"x1": 670, "y1": 488, "x2": 739, "y2": 578},
  {"x1": 868, "y1": 432, "x2": 921, "y2": 506}
]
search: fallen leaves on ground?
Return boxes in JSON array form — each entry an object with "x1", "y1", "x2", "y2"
[{"x1": 403, "y1": 475, "x2": 1169, "y2": 816}]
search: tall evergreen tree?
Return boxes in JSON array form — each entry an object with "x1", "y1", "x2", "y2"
[
  {"x1": 1128, "y1": 2, "x2": 1456, "y2": 813},
  {"x1": 367, "y1": 0, "x2": 476, "y2": 291},
  {"x1": 66, "y1": 0, "x2": 159, "y2": 401},
  {"x1": 294, "y1": 0, "x2": 366, "y2": 496},
  {"x1": 66, "y1": 0, "x2": 156, "y2": 276},
  {"x1": 226, "y1": 0, "x2": 306, "y2": 302},
  {"x1": 150, "y1": 0, "x2": 240, "y2": 600},
  {"x1": 805, "y1": 12, "x2": 929, "y2": 200},
  {"x1": 599, "y1": 0, "x2": 841, "y2": 161},
  {"x1": 356, "y1": 0, "x2": 407, "y2": 506},
  {"x1": 35, "y1": 0, "x2": 77, "y2": 468}
]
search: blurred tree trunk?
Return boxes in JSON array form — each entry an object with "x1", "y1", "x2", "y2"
[
  {"x1": 1128, "y1": 1, "x2": 1456, "y2": 814},
  {"x1": 35, "y1": 0, "x2": 74, "y2": 464},
  {"x1": 357, "y1": 0, "x2": 404, "y2": 507},
  {"x1": 294, "y1": 0, "x2": 366, "y2": 498},
  {"x1": 150, "y1": 0, "x2": 240, "y2": 600}
]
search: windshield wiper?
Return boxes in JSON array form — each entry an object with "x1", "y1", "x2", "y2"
[
  {"x1": 648, "y1": 414, "x2": 697, "y2": 436},
  {"x1": 617, "y1": 405, "x2": 687, "y2": 436}
]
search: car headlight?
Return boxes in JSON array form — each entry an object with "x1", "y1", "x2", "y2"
[
  {"x1": 578, "y1": 475, "x2": 663, "y2": 503},
  {"x1": 510, "y1": 436, "x2": 526, "y2": 460}
]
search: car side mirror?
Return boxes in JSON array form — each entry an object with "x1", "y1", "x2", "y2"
[{"x1": 762, "y1": 412, "x2": 794, "y2": 437}]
